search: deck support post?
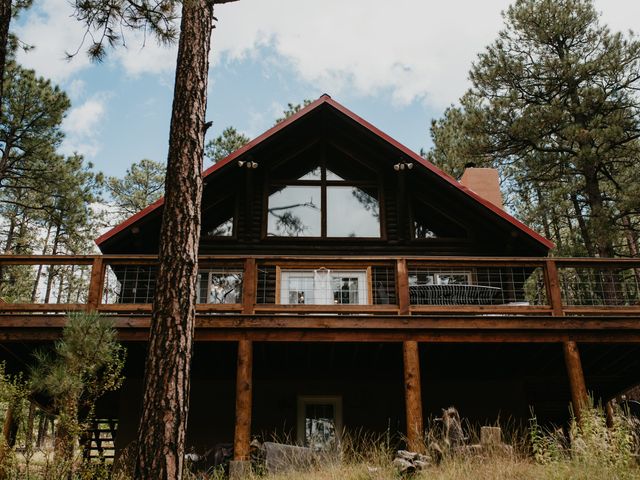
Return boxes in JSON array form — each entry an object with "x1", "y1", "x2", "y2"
[
  {"x1": 403, "y1": 340, "x2": 424, "y2": 452},
  {"x1": 563, "y1": 340, "x2": 589, "y2": 420},
  {"x1": 545, "y1": 260, "x2": 589, "y2": 420},
  {"x1": 397, "y1": 259, "x2": 423, "y2": 451},
  {"x1": 232, "y1": 339, "x2": 253, "y2": 477},
  {"x1": 231, "y1": 260, "x2": 256, "y2": 478}
]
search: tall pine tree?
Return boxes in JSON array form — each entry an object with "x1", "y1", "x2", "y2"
[
  {"x1": 106, "y1": 158, "x2": 166, "y2": 219},
  {"x1": 69, "y1": 1, "x2": 240, "y2": 478},
  {"x1": 429, "y1": 0, "x2": 640, "y2": 258}
]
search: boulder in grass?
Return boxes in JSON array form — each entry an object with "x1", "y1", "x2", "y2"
[
  {"x1": 262, "y1": 441, "x2": 318, "y2": 474},
  {"x1": 393, "y1": 449, "x2": 433, "y2": 474}
]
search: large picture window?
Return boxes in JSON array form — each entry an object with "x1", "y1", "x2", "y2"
[
  {"x1": 267, "y1": 160, "x2": 381, "y2": 238},
  {"x1": 267, "y1": 186, "x2": 321, "y2": 237}
]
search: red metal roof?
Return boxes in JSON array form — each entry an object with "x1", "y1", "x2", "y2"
[{"x1": 96, "y1": 94, "x2": 554, "y2": 250}]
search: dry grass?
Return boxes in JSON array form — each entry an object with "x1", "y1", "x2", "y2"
[
  {"x1": 2, "y1": 404, "x2": 639, "y2": 479},
  {"x1": 256, "y1": 458, "x2": 640, "y2": 480},
  {"x1": 231, "y1": 406, "x2": 640, "y2": 480}
]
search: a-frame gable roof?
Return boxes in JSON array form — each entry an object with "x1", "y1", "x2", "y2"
[{"x1": 96, "y1": 94, "x2": 553, "y2": 251}]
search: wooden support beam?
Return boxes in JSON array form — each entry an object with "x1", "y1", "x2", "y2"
[
  {"x1": 563, "y1": 340, "x2": 589, "y2": 419},
  {"x1": 86, "y1": 257, "x2": 105, "y2": 311},
  {"x1": 546, "y1": 259, "x2": 589, "y2": 418},
  {"x1": 397, "y1": 259, "x2": 410, "y2": 315},
  {"x1": 544, "y1": 259, "x2": 564, "y2": 317},
  {"x1": 242, "y1": 258, "x2": 257, "y2": 315},
  {"x1": 403, "y1": 340, "x2": 423, "y2": 452},
  {"x1": 233, "y1": 339, "x2": 253, "y2": 461}
]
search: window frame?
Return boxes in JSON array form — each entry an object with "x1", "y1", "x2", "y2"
[
  {"x1": 196, "y1": 267, "x2": 244, "y2": 305},
  {"x1": 296, "y1": 395, "x2": 343, "y2": 449},
  {"x1": 263, "y1": 156, "x2": 385, "y2": 240},
  {"x1": 278, "y1": 268, "x2": 371, "y2": 305}
]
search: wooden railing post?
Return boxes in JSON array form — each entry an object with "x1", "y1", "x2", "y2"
[
  {"x1": 87, "y1": 257, "x2": 105, "y2": 311},
  {"x1": 242, "y1": 258, "x2": 256, "y2": 314},
  {"x1": 396, "y1": 258, "x2": 410, "y2": 315},
  {"x1": 231, "y1": 258, "x2": 256, "y2": 478},
  {"x1": 546, "y1": 259, "x2": 589, "y2": 419},
  {"x1": 544, "y1": 259, "x2": 564, "y2": 317}
]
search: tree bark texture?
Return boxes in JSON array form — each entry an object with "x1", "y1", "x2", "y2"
[{"x1": 133, "y1": 0, "x2": 213, "y2": 478}]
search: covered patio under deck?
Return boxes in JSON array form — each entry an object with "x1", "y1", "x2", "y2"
[{"x1": 77, "y1": 339, "x2": 640, "y2": 466}]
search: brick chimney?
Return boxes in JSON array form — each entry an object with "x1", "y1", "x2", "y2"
[{"x1": 459, "y1": 167, "x2": 504, "y2": 210}]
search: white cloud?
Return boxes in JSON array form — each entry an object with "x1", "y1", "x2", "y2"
[
  {"x1": 15, "y1": 0, "x2": 640, "y2": 110},
  {"x1": 210, "y1": 0, "x2": 511, "y2": 108},
  {"x1": 61, "y1": 94, "x2": 109, "y2": 157},
  {"x1": 15, "y1": 0, "x2": 178, "y2": 81},
  {"x1": 66, "y1": 79, "x2": 86, "y2": 101},
  {"x1": 112, "y1": 31, "x2": 177, "y2": 77},
  {"x1": 14, "y1": 0, "x2": 91, "y2": 81},
  {"x1": 212, "y1": 0, "x2": 640, "y2": 108}
]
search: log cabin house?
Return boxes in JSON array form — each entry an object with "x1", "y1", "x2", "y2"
[{"x1": 1, "y1": 94, "x2": 640, "y2": 465}]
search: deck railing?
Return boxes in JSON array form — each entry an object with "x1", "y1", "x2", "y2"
[{"x1": 0, "y1": 255, "x2": 639, "y2": 317}]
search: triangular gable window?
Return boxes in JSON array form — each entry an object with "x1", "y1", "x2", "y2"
[
  {"x1": 325, "y1": 169, "x2": 345, "y2": 181},
  {"x1": 202, "y1": 195, "x2": 236, "y2": 237},
  {"x1": 208, "y1": 218, "x2": 233, "y2": 237},
  {"x1": 298, "y1": 166, "x2": 322, "y2": 181},
  {"x1": 411, "y1": 198, "x2": 468, "y2": 239}
]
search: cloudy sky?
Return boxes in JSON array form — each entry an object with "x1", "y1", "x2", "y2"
[{"x1": 13, "y1": 0, "x2": 640, "y2": 178}]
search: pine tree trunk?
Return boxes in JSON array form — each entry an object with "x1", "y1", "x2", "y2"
[
  {"x1": 43, "y1": 224, "x2": 61, "y2": 303},
  {"x1": 133, "y1": 0, "x2": 213, "y2": 478},
  {"x1": 570, "y1": 194, "x2": 595, "y2": 256},
  {"x1": 582, "y1": 167, "x2": 614, "y2": 257},
  {"x1": 622, "y1": 216, "x2": 640, "y2": 287},
  {"x1": 54, "y1": 394, "x2": 78, "y2": 479},
  {"x1": 0, "y1": 208, "x2": 16, "y2": 292},
  {"x1": 534, "y1": 187, "x2": 552, "y2": 241},
  {"x1": 36, "y1": 414, "x2": 47, "y2": 448},
  {"x1": 31, "y1": 224, "x2": 52, "y2": 302},
  {"x1": 25, "y1": 401, "x2": 35, "y2": 449},
  {"x1": 0, "y1": 399, "x2": 19, "y2": 477},
  {"x1": 56, "y1": 274, "x2": 65, "y2": 304},
  {"x1": 0, "y1": 0, "x2": 11, "y2": 121},
  {"x1": 2, "y1": 210, "x2": 15, "y2": 254}
]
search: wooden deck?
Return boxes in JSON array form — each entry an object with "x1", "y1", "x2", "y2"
[{"x1": 1, "y1": 255, "x2": 639, "y2": 343}]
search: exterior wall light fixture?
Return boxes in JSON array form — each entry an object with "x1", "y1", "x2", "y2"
[{"x1": 393, "y1": 161, "x2": 414, "y2": 171}]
